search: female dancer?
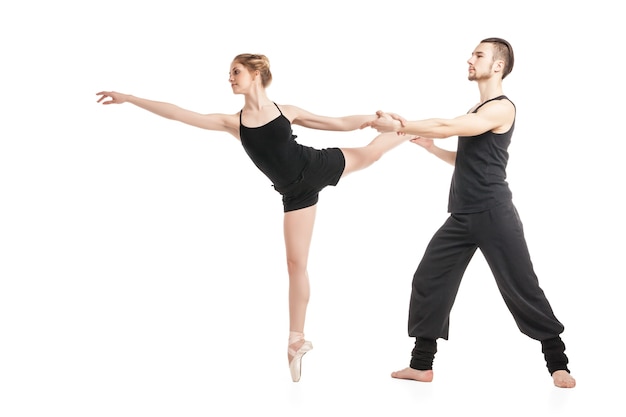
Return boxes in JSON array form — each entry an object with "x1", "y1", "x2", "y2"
[{"x1": 96, "y1": 53, "x2": 408, "y2": 382}]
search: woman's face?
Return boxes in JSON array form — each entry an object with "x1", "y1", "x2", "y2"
[{"x1": 229, "y1": 61, "x2": 255, "y2": 94}]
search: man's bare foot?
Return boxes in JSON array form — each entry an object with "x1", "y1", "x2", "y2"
[
  {"x1": 552, "y1": 370, "x2": 576, "y2": 388},
  {"x1": 391, "y1": 367, "x2": 434, "y2": 382}
]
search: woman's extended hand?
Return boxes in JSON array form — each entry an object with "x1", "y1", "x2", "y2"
[{"x1": 96, "y1": 91, "x2": 129, "y2": 105}]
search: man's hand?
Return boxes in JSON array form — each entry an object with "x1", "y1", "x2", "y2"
[{"x1": 360, "y1": 110, "x2": 406, "y2": 133}]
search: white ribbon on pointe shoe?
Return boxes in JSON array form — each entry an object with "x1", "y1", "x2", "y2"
[
  {"x1": 288, "y1": 331, "x2": 313, "y2": 382},
  {"x1": 288, "y1": 340, "x2": 313, "y2": 382}
]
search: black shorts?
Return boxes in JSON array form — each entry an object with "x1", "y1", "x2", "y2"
[{"x1": 273, "y1": 147, "x2": 346, "y2": 212}]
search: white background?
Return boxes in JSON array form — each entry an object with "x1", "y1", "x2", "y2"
[{"x1": 1, "y1": 1, "x2": 624, "y2": 416}]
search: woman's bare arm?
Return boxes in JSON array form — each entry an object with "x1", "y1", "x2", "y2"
[
  {"x1": 96, "y1": 91, "x2": 240, "y2": 138},
  {"x1": 282, "y1": 105, "x2": 376, "y2": 132}
]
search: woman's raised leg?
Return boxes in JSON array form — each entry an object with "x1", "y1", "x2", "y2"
[{"x1": 340, "y1": 132, "x2": 409, "y2": 177}]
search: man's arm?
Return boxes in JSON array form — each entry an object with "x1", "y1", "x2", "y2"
[
  {"x1": 364, "y1": 100, "x2": 515, "y2": 138},
  {"x1": 411, "y1": 136, "x2": 456, "y2": 165}
]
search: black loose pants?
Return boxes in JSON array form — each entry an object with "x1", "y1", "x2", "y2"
[{"x1": 408, "y1": 201, "x2": 564, "y2": 341}]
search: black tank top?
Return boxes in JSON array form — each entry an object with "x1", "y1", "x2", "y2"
[
  {"x1": 240, "y1": 103, "x2": 314, "y2": 189},
  {"x1": 448, "y1": 95, "x2": 515, "y2": 213}
]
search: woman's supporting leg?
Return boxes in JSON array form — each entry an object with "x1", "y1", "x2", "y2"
[
  {"x1": 340, "y1": 132, "x2": 409, "y2": 177},
  {"x1": 283, "y1": 204, "x2": 317, "y2": 381}
]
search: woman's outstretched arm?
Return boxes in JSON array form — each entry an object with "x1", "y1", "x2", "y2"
[
  {"x1": 96, "y1": 91, "x2": 240, "y2": 138},
  {"x1": 281, "y1": 104, "x2": 377, "y2": 132}
]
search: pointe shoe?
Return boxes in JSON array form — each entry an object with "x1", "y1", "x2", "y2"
[{"x1": 288, "y1": 340, "x2": 313, "y2": 382}]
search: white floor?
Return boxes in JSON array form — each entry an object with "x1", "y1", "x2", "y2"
[{"x1": 1, "y1": 236, "x2": 619, "y2": 417}]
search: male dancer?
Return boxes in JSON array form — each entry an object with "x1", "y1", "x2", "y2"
[{"x1": 363, "y1": 38, "x2": 575, "y2": 388}]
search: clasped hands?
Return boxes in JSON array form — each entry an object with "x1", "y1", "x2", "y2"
[{"x1": 360, "y1": 110, "x2": 407, "y2": 134}]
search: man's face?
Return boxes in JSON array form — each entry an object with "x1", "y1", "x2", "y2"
[{"x1": 467, "y1": 43, "x2": 498, "y2": 81}]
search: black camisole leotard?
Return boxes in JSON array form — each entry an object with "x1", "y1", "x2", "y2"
[
  {"x1": 239, "y1": 102, "x2": 346, "y2": 212},
  {"x1": 239, "y1": 102, "x2": 315, "y2": 190}
]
